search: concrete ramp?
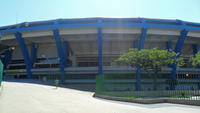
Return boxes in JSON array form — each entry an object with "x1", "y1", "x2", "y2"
[{"x1": 0, "y1": 80, "x2": 200, "y2": 113}]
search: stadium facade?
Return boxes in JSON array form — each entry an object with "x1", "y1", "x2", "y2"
[{"x1": 0, "y1": 18, "x2": 200, "y2": 91}]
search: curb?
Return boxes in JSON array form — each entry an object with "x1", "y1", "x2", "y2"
[
  {"x1": 94, "y1": 93, "x2": 200, "y2": 106},
  {"x1": 0, "y1": 85, "x2": 3, "y2": 95}
]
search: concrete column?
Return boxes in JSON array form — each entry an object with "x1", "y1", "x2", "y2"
[
  {"x1": 30, "y1": 43, "x2": 37, "y2": 68},
  {"x1": 72, "y1": 56, "x2": 77, "y2": 67}
]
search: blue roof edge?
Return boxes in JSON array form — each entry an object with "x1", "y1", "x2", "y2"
[{"x1": 0, "y1": 17, "x2": 200, "y2": 34}]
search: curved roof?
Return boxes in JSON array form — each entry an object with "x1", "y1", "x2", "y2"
[{"x1": 0, "y1": 17, "x2": 200, "y2": 35}]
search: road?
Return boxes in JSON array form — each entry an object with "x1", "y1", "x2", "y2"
[{"x1": 0, "y1": 80, "x2": 200, "y2": 113}]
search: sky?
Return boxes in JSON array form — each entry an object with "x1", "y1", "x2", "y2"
[{"x1": 0, "y1": 0, "x2": 200, "y2": 26}]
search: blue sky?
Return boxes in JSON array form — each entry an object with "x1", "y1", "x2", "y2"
[{"x1": 0, "y1": 0, "x2": 200, "y2": 26}]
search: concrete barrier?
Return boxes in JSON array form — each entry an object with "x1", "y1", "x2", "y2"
[
  {"x1": 94, "y1": 93, "x2": 200, "y2": 106},
  {"x1": 99, "y1": 90, "x2": 200, "y2": 97},
  {"x1": 0, "y1": 86, "x2": 3, "y2": 95}
]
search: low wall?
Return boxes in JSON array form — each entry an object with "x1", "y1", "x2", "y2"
[
  {"x1": 100, "y1": 90, "x2": 200, "y2": 97},
  {"x1": 0, "y1": 86, "x2": 2, "y2": 95},
  {"x1": 94, "y1": 93, "x2": 200, "y2": 106}
]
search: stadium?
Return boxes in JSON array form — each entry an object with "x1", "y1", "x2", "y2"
[{"x1": 0, "y1": 17, "x2": 200, "y2": 91}]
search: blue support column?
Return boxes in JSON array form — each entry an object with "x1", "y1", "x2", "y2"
[
  {"x1": 138, "y1": 28, "x2": 147, "y2": 50},
  {"x1": 136, "y1": 24, "x2": 147, "y2": 91},
  {"x1": 53, "y1": 29, "x2": 66, "y2": 84},
  {"x1": 174, "y1": 29, "x2": 188, "y2": 53},
  {"x1": 170, "y1": 29, "x2": 188, "y2": 90},
  {"x1": 3, "y1": 50, "x2": 12, "y2": 69},
  {"x1": 14, "y1": 32, "x2": 32, "y2": 79},
  {"x1": 30, "y1": 43, "x2": 37, "y2": 68},
  {"x1": 98, "y1": 19, "x2": 103, "y2": 75}
]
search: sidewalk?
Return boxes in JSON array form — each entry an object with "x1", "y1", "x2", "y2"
[{"x1": 0, "y1": 80, "x2": 200, "y2": 113}]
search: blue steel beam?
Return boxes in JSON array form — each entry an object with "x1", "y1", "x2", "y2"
[
  {"x1": 170, "y1": 28, "x2": 189, "y2": 90},
  {"x1": 14, "y1": 32, "x2": 32, "y2": 79},
  {"x1": 0, "y1": 17, "x2": 186, "y2": 27},
  {"x1": 0, "y1": 23, "x2": 199, "y2": 34},
  {"x1": 138, "y1": 28, "x2": 147, "y2": 50},
  {"x1": 145, "y1": 19, "x2": 179, "y2": 24},
  {"x1": 98, "y1": 19, "x2": 103, "y2": 75},
  {"x1": 3, "y1": 17, "x2": 199, "y2": 30},
  {"x1": 3, "y1": 50, "x2": 12, "y2": 69},
  {"x1": 174, "y1": 29, "x2": 188, "y2": 53},
  {"x1": 52, "y1": 29, "x2": 66, "y2": 84},
  {"x1": 30, "y1": 43, "x2": 37, "y2": 68},
  {"x1": 136, "y1": 19, "x2": 147, "y2": 91},
  {"x1": 1, "y1": 18, "x2": 200, "y2": 34}
]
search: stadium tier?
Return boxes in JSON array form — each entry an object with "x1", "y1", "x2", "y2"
[{"x1": 0, "y1": 18, "x2": 200, "y2": 90}]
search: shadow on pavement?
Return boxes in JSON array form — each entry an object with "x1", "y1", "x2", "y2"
[{"x1": 3, "y1": 78, "x2": 95, "y2": 92}]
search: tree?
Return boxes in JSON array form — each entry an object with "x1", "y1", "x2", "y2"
[
  {"x1": 114, "y1": 48, "x2": 184, "y2": 90},
  {"x1": 190, "y1": 52, "x2": 200, "y2": 67}
]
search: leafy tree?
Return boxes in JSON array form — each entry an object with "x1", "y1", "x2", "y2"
[
  {"x1": 114, "y1": 48, "x2": 184, "y2": 90},
  {"x1": 190, "y1": 52, "x2": 200, "y2": 67}
]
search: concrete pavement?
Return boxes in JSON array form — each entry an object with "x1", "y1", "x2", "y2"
[{"x1": 0, "y1": 80, "x2": 200, "y2": 113}]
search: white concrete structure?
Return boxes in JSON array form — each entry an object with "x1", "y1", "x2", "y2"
[{"x1": 0, "y1": 18, "x2": 200, "y2": 90}]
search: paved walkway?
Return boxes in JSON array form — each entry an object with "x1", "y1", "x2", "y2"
[{"x1": 0, "y1": 80, "x2": 200, "y2": 113}]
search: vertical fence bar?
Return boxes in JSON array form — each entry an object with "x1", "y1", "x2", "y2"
[
  {"x1": 98, "y1": 19, "x2": 103, "y2": 75},
  {"x1": 133, "y1": 40, "x2": 138, "y2": 48}
]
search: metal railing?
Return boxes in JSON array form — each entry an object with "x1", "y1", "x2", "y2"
[{"x1": 96, "y1": 71, "x2": 200, "y2": 100}]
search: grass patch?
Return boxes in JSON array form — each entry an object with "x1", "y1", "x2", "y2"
[
  {"x1": 171, "y1": 92, "x2": 192, "y2": 98},
  {"x1": 120, "y1": 96, "x2": 137, "y2": 99}
]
